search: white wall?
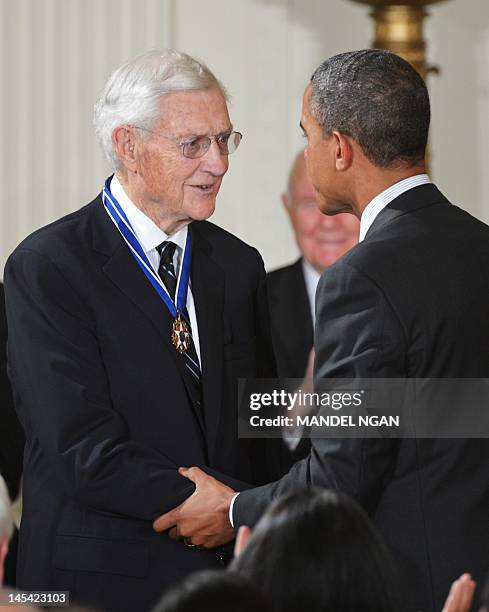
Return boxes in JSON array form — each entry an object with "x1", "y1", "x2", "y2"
[{"x1": 1, "y1": 0, "x2": 488, "y2": 273}]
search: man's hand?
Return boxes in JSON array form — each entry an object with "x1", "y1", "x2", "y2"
[{"x1": 153, "y1": 467, "x2": 236, "y2": 549}]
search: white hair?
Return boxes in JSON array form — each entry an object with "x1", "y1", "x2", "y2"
[
  {"x1": 0, "y1": 475, "x2": 13, "y2": 541},
  {"x1": 94, "y1": 49, "x2": 228, "y2": 170}
]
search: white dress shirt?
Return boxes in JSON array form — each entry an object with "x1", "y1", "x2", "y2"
[
  {"x1": 359, "y1": 173, "x2": 431, "y2": 242},
  {"x1": 302, "y1": 258, "x2": 321, "y2": 325},
  {"x1": 109, "y1": 175, "x2": 201, "y2": 362}
]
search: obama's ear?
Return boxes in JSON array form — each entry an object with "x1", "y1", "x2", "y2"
[{"x1": 332, "y1": 130, "x2": 353, "y2": 172}]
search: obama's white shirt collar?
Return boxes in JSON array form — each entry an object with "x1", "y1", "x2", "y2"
[{"x1": 359, "y1": 173, "x2": 431, "y2": 242}]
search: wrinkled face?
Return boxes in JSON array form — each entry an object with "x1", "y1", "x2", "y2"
[
  {"x1": 300, "y1": 84, "x2": 349, "y2": 216},
  {"x1": 135, "y1": 86, "x2": 231, "y2": 226},
  {"x1": 285, "y1": 153, "x2": 359, "y2": 272}
]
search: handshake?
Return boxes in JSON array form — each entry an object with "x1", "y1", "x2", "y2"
[{"x1": 153, "y1": 467, "x2": 236, "y2": 548}]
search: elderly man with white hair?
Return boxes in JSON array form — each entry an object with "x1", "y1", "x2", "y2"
[{"x1": 3, "y1": 50, "x2": 275, "y2": 612}]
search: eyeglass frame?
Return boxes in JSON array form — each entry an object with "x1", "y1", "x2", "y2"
[{"x1": 129, "y1": 125, "x2": 243, "y2": 159}]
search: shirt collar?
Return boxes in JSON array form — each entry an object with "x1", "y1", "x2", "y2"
[
  {"x1": 359, "y1": 173, "x2": 431, "y2": 242},
  {"x1": 110, "y1": 175, "x2": 188, "y2": 255}
]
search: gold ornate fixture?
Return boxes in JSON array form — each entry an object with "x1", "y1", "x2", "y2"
[
  {"x1": 348, "y1": 0, "x2": 452, "y2": 170},
  {"x1": 348, "y1": 0, "x2": 450, "y2": 81}
]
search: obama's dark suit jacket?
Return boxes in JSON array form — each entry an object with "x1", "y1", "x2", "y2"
[
  {"x1": 4, "y1": 193, "x2": 276, "y2": 612},
  {"x1": 234, "y1": 183, "x2": 489, "y2": 612}
]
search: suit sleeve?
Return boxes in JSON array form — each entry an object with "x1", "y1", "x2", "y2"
[
  {"x1": 233, "y1": 260, "x2": 405, "y2": 527},
  {"x1": 4, "y1": 248, "x2": 196, "y2": 521}
]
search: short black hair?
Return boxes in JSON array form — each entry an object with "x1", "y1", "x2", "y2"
[
  {"x1": 310, "y1": 49, "x2": 430, "y2": 168},
  {"x1": 152, "y1": 569, "x2": 271, "y2": 612},
  {"x1": 231, "y1": 488, "x2": 400, "y2": 612}
]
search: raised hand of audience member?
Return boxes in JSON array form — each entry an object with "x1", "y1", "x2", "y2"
[{"x1": 442, "y1": 574, "x2": 476, "y2": 612}]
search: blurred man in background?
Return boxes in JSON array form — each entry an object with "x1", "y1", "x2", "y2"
[
  {"x1": 268, "y1": 151, "x2": 358, "y2": 467},
  {"x1": 269, "y1": 150, "x2": 359, "y2": 380}
]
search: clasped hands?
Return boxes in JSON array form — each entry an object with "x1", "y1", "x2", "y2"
[{"x1": 153, "y1": 467, "x2": 236, "y2": 548}]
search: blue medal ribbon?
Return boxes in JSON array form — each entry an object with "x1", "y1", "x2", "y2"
[{"x1": 101, "y1": 177, "x2": 192, "y2": 319}]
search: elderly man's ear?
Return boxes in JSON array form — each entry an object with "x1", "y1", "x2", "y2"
[
  {"x1": 233, "y1": 525, "x2": 252, "y2": 558},
  {"x1": 112, "y1": 126, "x2": 139, "y2": 173}
]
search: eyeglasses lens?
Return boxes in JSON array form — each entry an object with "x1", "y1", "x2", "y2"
[{"x1": 183, "y1": 132, "x2": 242, "y2": 159}]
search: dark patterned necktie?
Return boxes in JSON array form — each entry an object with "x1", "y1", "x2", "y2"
[{"x1": 157, "y1": 242, "x2": 202, "y2": 386}]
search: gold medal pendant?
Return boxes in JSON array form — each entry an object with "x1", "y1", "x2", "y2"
[{"x1": 171, "y1": 313, "x2": 192, "y2": 354}]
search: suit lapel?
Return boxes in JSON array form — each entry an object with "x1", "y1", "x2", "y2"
[
  {"x1": 190, "y1": 224, "x2": 225, "y2": 458},
  {"x1": 90, "y1": 196, "x2": 207, "y2": 433}
]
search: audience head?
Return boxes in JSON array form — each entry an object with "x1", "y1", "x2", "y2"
[
  {"x1": 0, "y1": 475, "x2": 13, "y2": 586},
  {"x1": 152, "y1": 569, "x2": 271, "y2": 612},
  {"x1": 231, "y1": 488, "x2": 399, "y2": 612},
  {"x1": 283, "y1": 150, "x2": 358, "y2": 272}
]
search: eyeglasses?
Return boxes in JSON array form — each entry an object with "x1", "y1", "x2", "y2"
[{"x1": 132, "y1": 126, "x2": 242, "y2": 159}]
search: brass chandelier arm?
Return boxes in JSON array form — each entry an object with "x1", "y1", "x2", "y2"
[
  {"x1": 348, "y1": 0, "x2": 451, "y2": 80},
  {"x1": 346, "y1": 0, "x2": 453, "y2": 171}
]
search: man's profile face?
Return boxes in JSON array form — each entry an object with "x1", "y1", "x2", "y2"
[
  {"x1": 300, "y1": 84, "x2": 349, "y2": 216},
  {"x1": 284, "y1": 154, "x2": 359, "y2": 273},
  {"x1": 135, "y1": 86, "x2": 231, "y2": 225}
]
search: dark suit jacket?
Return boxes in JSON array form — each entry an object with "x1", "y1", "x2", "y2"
[
  {"x1": 0, "y1": 283, "x2": 24, "y2": 502},
  {"x1": 4, "y1": 194, "x2": 276, "y2": 612},
  {"x1": 234, "y1": 184, "x2": 489, "y2": 612},
  {"x1": 267, "y1": 258, "x2": 313, "y2": 378},
  {"x1": 0, "y1": 282, "x2": 24, "y2": 588},
  {"x1": 267, "y1": 259, "x2": 313, "y2": 470}
]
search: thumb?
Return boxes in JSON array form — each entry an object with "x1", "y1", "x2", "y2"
[
  {"x1": 178, "y1": 466, "x2": 203, "y2": 484},
  {"x1": 153, "y1": 508, "x2": 178, "y2": 533}
]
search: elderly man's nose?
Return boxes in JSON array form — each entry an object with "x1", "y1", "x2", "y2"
[
  {"x1": 319, "y1": 212, "x2": 340, "y2": 227},
  {"x1": 201, "y1": 140, "x2": 228, "y2": 175}
]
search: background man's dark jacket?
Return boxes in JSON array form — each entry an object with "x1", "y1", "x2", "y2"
[
  {"x1": 234, "y1": 184, "x2": 489, "y2": 612},
  {"x1": 4, "y1": 195, "x2": 276, "y2": 612},
  {"x1": 267, "y1": 259, "x2": 313, "y2": 469},
  {"x1": 267, "y1": 258, "x2": 313, "y2": 379}
]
